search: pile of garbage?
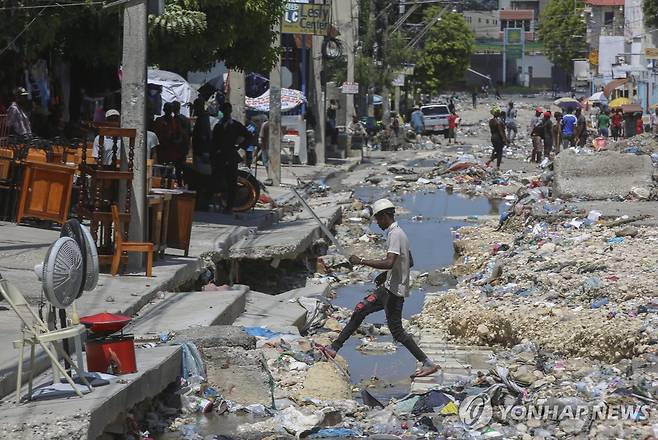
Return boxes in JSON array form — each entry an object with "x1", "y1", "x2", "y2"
[{"x1": 610, "y1": 133, "x2": 658, "y2": 156}]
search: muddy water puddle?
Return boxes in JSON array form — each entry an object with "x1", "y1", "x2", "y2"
[{"x1": 335, "y1": 189, "x2": 504, "y2": 401}]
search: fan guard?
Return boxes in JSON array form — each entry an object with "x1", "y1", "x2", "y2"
[{"x1": 42, "y1": 237, "x2": 84, "y2": 309}]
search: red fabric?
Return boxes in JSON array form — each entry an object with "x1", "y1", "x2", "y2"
[
  {"x1": 612, "y1": 113, "x2": 622, "y2": 128},
  {"x1": 448, "y1": 114, "x2": 458, "y2": 129}
]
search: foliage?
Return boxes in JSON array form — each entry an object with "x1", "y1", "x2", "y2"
[
  {"x1": 413, "y1": 11, "x2": 474, "y2": 94},
  {"x1": 0, "y1": 0, "x2": 285, "y2": 77},
  {"x1": 538, "y1": 0, "x2": 587, "y2": 74},
  {"x1": 149, "y1": 0, "x2": 286, "y2": 73},
  {"x1": 644, "y1": 0, "x2": 658, "y2": 29}
]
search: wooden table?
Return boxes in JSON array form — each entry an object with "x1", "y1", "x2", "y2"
[
  {"x1": 151, "y1": 188, "x2": 196, "y2": 256},
  {"x1": 16, "y1": 161, "x2": 76, "y2": 225}
]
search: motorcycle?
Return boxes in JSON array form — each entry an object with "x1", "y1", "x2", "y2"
[{"x1": 180, "y1": 159, "x2": 262, "y2": 213}]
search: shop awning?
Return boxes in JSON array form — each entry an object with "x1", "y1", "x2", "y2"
[{"x1": 603, "y1": 78, "x2": 630, "y2": 98}]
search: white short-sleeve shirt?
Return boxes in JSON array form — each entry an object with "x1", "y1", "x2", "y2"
[{"x1": 385, "y1": 222, "x2": 411, "y2": 297}]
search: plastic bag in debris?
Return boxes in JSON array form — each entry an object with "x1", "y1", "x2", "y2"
[
  {"x1": 180, "y1": 424, "x2": 202, "y2": 440},
  {"x1": 237, "y1": 406, "x2": 325, "y2": 436},
  {"x1": 181, "y1": 395, "x2": 213, "y2": 414},
  {"x1": 298, "y1": 297, "x2": 332, "y2": 336},
  {"x1": 624, "y1": 146, "x2": 642, "y2": 155},
  {"x1": 587, "y1": 210, "x2": 602, "y2": 222},
  {"x1": 411, "y1": 390, "x2": 454, "y2": 414},
  {"x1": 308, "y1": 427, "x2": 359, "y2": 438},
  {"x1": 243, "y1": 327, "x2": 280, "y2": 339},
  {"x1": 361, "y1": 389, "x2": 385, "y2": 408},
  {"x1": 369, "y1": 409, "x2": 404, "y2": 434},
  {"x1": 181, "y1": 342, "x2": 205, "y2": 380}
]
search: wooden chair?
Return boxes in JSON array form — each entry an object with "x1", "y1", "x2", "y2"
[{"x1": 111, "y1": 204, "x2": 153, "y2": 277}]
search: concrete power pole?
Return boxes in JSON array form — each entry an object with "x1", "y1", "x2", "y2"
[
  {"x1": 121, "y1": 0, "x2": 148, "y2": 264},
  {"x1": 228, "y1": 69, "x2": 246, "y2": 123},
  {"x1": 312, "y1": 35, "x2": 326, "y2": 165},
  {"x1": 268, "y1": 30, "x2": 282, "y2": 185}
]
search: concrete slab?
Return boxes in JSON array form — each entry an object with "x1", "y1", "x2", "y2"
[
  {"x1": 129, "y1": 285, "x2": 249, "y2": 337},
  {"x1": 0, "y1": 345, "x2": 181, "y2": 440},
  {"x1": 411, "y1": 328, "x2": 495, "y2": 393},
  {"x1": 553, "y1": 150, "x2": 653, "y2": 200},
  {"x1": 170, "y1": 325, "x2": 256, "y2": 350},
  {"x1": 228, "y1": 206, "x2": 343, "y2": 260},
  {"x1": 233, "y1": 284, "x2": 330, "y2": 333}
]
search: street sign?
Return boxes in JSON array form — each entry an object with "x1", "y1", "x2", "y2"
[
  {"x1": 282, "y1": 2, "x2": 331, "y2": 36},
  {"x1": 341, "y1": 82, "x2": 359, "y2": 94},
  {"x1": 392, "y1": 74, "x2": 405, "y2": 87},
  {"x1": 646, "y1": 48, "x2": 658, "y2": 60}
]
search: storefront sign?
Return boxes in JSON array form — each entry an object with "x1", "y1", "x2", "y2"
[
  {"x1": 341, "y1": 82, "x2": 359, "y2": 94},
  {"x1": 282, "y1": 2, "x2": 331, "y2": 36},
  {"x1": 646, "y1": 48, "x2": 658, "y2": 60}
]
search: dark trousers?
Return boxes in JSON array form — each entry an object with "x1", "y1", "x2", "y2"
[
  {"x1": 331, "y1": 286, "x2": 428, "y2": 363},
  {"x1": 220, "y1": 162, "x2": 238, "y2": 210},
  {"x1": 489, "y1": 140, "x2": 504, "y2": 168}
]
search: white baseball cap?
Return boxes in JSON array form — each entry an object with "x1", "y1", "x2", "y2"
[
  {"x1": 371, "y1": 198, "x2": 395, "y2": 216},
  {"x1": 105, "y1": 109, "x2": 120, "y2": 118}
]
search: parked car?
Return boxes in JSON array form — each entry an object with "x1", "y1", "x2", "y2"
[{"x1": 420, "y1": 104, "x2": 450, "y2": 135}]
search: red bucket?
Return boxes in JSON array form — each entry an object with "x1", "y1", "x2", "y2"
[{"x1": 85, "y1": 335, "x2": 137, "y2": 375}]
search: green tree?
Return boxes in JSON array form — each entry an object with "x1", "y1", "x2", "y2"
[
  {"x1": 413, "y1": 11, "x2": 474, "y2": 94},
  {"x1": 538, "y1": 0, "x2": 587, "y2": 74},
  {"x1": 149, "y1": 0, "x2": 286, "y2": 73},
  {"x1": 644, "y1": 0, "x2": 658, "y2": 29}
]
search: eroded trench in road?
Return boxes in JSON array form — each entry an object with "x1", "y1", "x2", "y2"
[{"x1": 150, "y1": 187, "x2": 505, "y2": 439}]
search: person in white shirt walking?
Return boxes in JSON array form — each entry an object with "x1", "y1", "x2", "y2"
[{"x1": 321, "y1": 199, "x2": 440, "y2": 378}]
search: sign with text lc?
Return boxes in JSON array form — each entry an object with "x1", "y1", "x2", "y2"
[{"x1": 283, "y1": 2, "x2": 331, "y2": 35}]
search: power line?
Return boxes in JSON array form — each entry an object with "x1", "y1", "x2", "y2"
[
  {"x1": 0, "y1": 1, "x2": 103, "y2": 11},
  {"x1": 0, "y1": 2, "x2": 54, "y2": 56}
]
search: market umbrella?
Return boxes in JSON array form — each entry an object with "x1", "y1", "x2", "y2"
[
  {"x1": 245, "y1": 88, "x2": 306, "y2": 112},
  {"x1": 588, "y1": 91, "x2": 607, "y2": 104},
  {"x1": 609, "y1": 97, "x2": 631, "y2": 108},
  {"x1": 553, "y1": 97, "x2": 582, "y2": 109}
]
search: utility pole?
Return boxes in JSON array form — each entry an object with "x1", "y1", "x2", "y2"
[
  {"x1": 228, "y1": 70, "x2": 246, "y2": 123},
  {"x1": 268, "y1": 29, "x2": 282, "y2": 185},
  {"x1": 312, "y1": 35, "x2": 326, "y2": 164},
  {"x1": 120, "y1": 0, "x2": 148, "y2": 265}
]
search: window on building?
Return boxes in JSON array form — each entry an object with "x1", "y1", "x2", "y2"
[
  {"x1": 604, "y1": 11, "x2": 614, "y2": 26},
  {"x1": 528, "y1": 66, "x2": 533, "y2": 78},
  {"x1": 524, "y1": 20, "x2": 530, "y2": 31},
  {"x1": 478, "y1": 18, "x2": 481, "y2": 23},
  {"x1": 486, "y1": 19, "x2": 489, "y2": 24}
]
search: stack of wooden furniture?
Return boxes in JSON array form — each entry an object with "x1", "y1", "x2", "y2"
[{"x1": 77, "y1": 127, "x2": 136, "y2": 269}]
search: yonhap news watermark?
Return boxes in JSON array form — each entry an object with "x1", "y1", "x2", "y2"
[{"x1": 459, "y1": 394, "x2": 653, "y2": 430}]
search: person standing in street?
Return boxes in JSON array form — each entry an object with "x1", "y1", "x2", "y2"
[
  {"x1": 486, "y1": 107, "x2": 508, "y2": 169},
  {"x1": 561, "y1": 108, "x2": 578, "y2": 150},
  {"x1": 211, "y1": 102, "x2": 249, "y2": 214},
  {"x1": 506, "y1": 101, "x2": 518, "y2": 145},
  {"x1": 321, "y1": 199, "x2": 440, "y2": 378},
  {"x1": 530, "y1": 111, "x2": 545, "y2": 163},
  {"x1": 611, "y1": 109, "x2": 623, "y2": 141},
  {"x1": 542, "y1": 111, "x2": 553, "y2": 159},
  {"x1": 410, "y1": 107, "x2": 425, "y2": 140},
  {"x1": 575, "y1": 108, "x2": 588, "y2": 147},
  {"x1": 553, "y1": 112, "x2": 563, "y2": 155},
  {"x1": 447, "y1": 111, "x2": 458, "y2": 144},
  {"x1": 597, "y1": 109, "x2": 610, "y2": 138},
  {"x1": 7, "y1": 87, "x2": 32, "y2": 136},
  {"x1": 192, "y1": 98, "x2": 212, "y2": 170},
  {"x1": 650, "y1": 109, "x2": 658, "y2": 136},
  {"x1": 529, "y1": 107, "x2": 543, "y2": 162},
  {"x1": 471, "y1": 90, "x2": 477, "y2": 109}
]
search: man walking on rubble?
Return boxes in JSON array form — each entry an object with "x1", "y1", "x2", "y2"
[{"x1": 320, "y1": 199, "x2": 440, "y2": 378}]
